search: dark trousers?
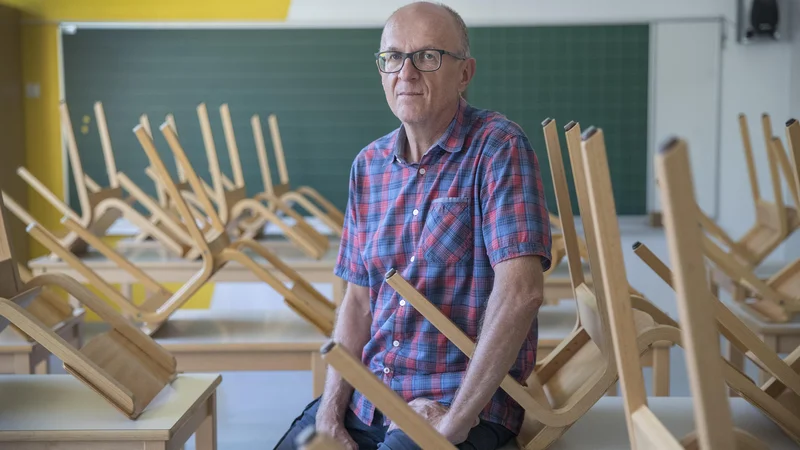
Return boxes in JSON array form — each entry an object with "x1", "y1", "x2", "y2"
[{"x1": 273, "y1": 396, "x2": 515, "y2": 450}]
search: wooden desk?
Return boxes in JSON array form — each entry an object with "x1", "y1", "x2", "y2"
[
  {"x1": 0, "y1": 309, "x2": 85, "y2": 374},
  {"x1": 0, "y1": 373, "x2": 220, "y2": 450},
  {"x1": 86, "y1": 309, "x2": 329, "y2": 397},
  {"x1": 497, "y1": 396, "x2": 796, "y2": 449},
  {"x1": 29, "y1": 244, "x2": 347, "y2": 304}
]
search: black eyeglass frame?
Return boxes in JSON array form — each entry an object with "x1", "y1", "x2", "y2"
[{"x1": 374, "y1": 48, "x2": 467, "y2": 73}]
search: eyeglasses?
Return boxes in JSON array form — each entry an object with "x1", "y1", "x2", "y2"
[{"x1": 375, "y1": 49, "x2": 466, "y2": 73}]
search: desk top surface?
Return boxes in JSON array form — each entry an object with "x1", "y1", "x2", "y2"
[
  {"x1": 723, "y1": 296, "x2": 800, "y2": 332},
  {"x1": 28, "y1": 241, "x2": 340, "y2": 270},
  {"x1": 78, "y1": 308, "x2": 328, "y2": 351},
  {"x1": 152, "y1": 308, "x2": 328, "y2": 350},
  {"x1": 501, "y1": 396, "x2": 796, "y2": 449},
  {"x1": 0, "y1": 373, "x2": 221, "y2": 440}
]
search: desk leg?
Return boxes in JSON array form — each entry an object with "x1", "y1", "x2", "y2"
[
  {"x1": 312, "y1": 352, "x2": 327, "y2": 398},
  {"x1": 195, "y1": 392, "x2": 217, "y2": 450},
  {"x1": 33, "y1": 359, "x2": 49, "y2": 374},
  {"x1": 726, "y1": 340, "x2": 745, "y2": 397},
  {"x1": 652, "y1": 345, "x2": 670, "y2": 396}
]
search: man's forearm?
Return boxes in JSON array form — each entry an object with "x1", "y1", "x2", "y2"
[
  {"x1": 317, "y1": 283, "x2": 373, "y2": 422},
  {"x1": 447, "y1": 257, "x2": 544, "y2": 428}
]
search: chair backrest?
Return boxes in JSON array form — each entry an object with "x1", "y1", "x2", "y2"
[
  {"x1": 542, "y1": 119, "x2": 585, "y2": 296},
  {"x1": 93, "y1": 101, "x2": 119, "y2": 189},
  {"x1": 220, "y1": 103, "x2": 247, "y2": 190},
  {"x1": 157, "y1": 118, "x2": 230, "y2": 242},
  {"x1": 562, "y1": 122, "x2": 614, "y2": 355},
  {"x1": 583, "y1": 129, "x2": 742, "y2": 449},
  {"x1": 251, "y1": 114, "x2": 278, "y2": 197},
  {"x1": 771, "y1": 136, "x2": 800, "y2": 211},
  {"x1": 267, "y1": 113, "x2": 292, "y2": 191},
  {"x1": 740, "y1": 113, "x2": 762, "y2": 209},
  {"x1": 197, "y1": 103, "x2": 233, "y2": 227},
  {"x1": 784, "y1": 119, "x2": 800, "y2": 210}
]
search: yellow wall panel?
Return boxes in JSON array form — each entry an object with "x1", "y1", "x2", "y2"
[
  {"x1": 21, "y1": 22, "x2": 62, "y2": 258},
  {"x1": 6, "y1": 0, "x2": 291, "y2": 22}
]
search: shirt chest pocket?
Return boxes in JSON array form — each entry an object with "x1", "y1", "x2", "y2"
[{"x1": 418, "y1": 197, "x2": 473, "y2": 265}]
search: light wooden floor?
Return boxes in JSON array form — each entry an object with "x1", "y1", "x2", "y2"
[{"x1": 49, "y1": 218, "x2": 779, "y2": 449}]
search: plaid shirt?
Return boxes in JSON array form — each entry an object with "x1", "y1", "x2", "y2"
[{"x1": 334, "y1": 97, "x2": 552, "y2": 434}]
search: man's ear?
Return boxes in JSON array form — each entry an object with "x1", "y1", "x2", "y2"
[{"x1": 459, "y1": 58, "x2": 476, "y2": 94}]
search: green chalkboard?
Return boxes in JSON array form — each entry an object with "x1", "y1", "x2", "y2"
[
  {"x1": 468, "y1": 24, "x2": 650, "y2": 215},
  {"x1": 62, "y1": 25, "x2": 649, "y2": 217}
]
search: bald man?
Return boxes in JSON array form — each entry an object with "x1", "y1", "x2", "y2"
[{"x1": 275, "y1": 2, "x2": 552, "y2": 449}]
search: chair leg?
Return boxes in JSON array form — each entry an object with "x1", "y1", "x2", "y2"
[{"x1": 653, "y1": 345, "x2": 671, "y2": 396}]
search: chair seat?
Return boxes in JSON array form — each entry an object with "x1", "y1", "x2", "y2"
[{"x1": 498, "y1": 396, "x2": 795, "y2": 449}]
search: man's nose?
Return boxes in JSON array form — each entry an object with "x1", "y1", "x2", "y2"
[{"x1": 398, "y1": 56, "x2": 420, "y2": 81}]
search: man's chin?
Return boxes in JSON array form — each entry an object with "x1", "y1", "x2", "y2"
[{"x1": 394, "y1": 108, "x2": 428, "y2": 125}]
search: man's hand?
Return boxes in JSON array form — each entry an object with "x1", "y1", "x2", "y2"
[
  {"x1": 315, "y1": 415, "x2": 358, "y2": 450},
  {"x1": 387, "y1": 398, "x2": 479, "y2": 444}
]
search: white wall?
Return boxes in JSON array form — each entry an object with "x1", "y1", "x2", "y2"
[
  {"x1": 286, "y1": 0, "x2": 726, "y2": 26},
  {"x1": 288, "y1": 0, "x2": 800, "y2": 260}
]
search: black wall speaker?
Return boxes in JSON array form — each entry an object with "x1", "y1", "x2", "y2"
[{"x1": 737, "y1": 0, "x2": 790, "y2": 43}]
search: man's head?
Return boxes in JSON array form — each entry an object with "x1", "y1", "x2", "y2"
[{"x1": 377, "y1": 2, "x2": 476, "y2": 127}]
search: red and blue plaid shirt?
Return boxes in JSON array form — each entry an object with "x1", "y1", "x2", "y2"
[{"x1": 334, "y1": 97, "x2": 552, "y2": 434}]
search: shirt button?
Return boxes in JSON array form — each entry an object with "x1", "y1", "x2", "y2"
[
  {"x1": 383, "y1": 367, "x2": 390, "y2": 374},
  {"x1": 419, "y1": 168, "x2": 426, "y2": 175},
  {"x1": 393, "y1": 340, "x2": 400, "y2": 347},
  {"x1": 410, "y1": 256, "x2": 415, "y2": 262},
  {"x1": 412, "y1": 209, "x2": 419, "y2": 216},
  {"x1": 399, "y1": 299, "x2": 407, "y2": 306}
]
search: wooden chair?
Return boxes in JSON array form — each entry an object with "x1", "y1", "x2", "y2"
[
  {"x1": 542, "y1": 118, "x2": 674, "y2": 388},
  {"x1": 263, "y1": 113, "x2": 345, "y2": 236},
  {"x1": 0, "y1": 188, "x2": 84, "y2": 343},
  {"x1": 7, "y1": 262, "x2": 84, "y2": 345},
  {"x1": 2, "y1": 190, "x2": 205, "y2": 336},
  {"x1": 597, "y1": 135, "x2": 767, "y2": 449},
  {"x1": 700, "y1": 113, "x2": 799, "y2": 271},
  {"x1": 138, "y1": 112, "x2": 223, "y2": 241},
  {"x1": 89, "y1": 101, "x2": 195, "y2": 258},
  {"x1": 320, "y1": 340, "x2": 458, "y2": 449},
  {"x1": 15, "y1": 102, "x2": 125, "y2": 257},
  {"x1": 136, "y1": 122, "x2": 336, "y2": 335},
  {"x1": 210, "y1": 103, "x2": 330, "y2": 259},
  {"x1": 0, "y1": 193, "x2": 177, "y2": 419}
]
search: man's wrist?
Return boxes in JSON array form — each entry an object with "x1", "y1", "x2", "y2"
[{"x1": 443, "y1": 405, "x2": 479, "y2": 431}]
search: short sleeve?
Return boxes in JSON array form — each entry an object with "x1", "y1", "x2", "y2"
[
  {"x1": 480, "y1": 135, "x2": 552, "y2": 272},
  {"x1": 333, "y1": 161, "x2": 370, "y2": 286}
]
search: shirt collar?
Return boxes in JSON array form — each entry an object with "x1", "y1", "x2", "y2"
[{"x1": 384, "y1": 97, "x2": 469, "y2": 166}]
